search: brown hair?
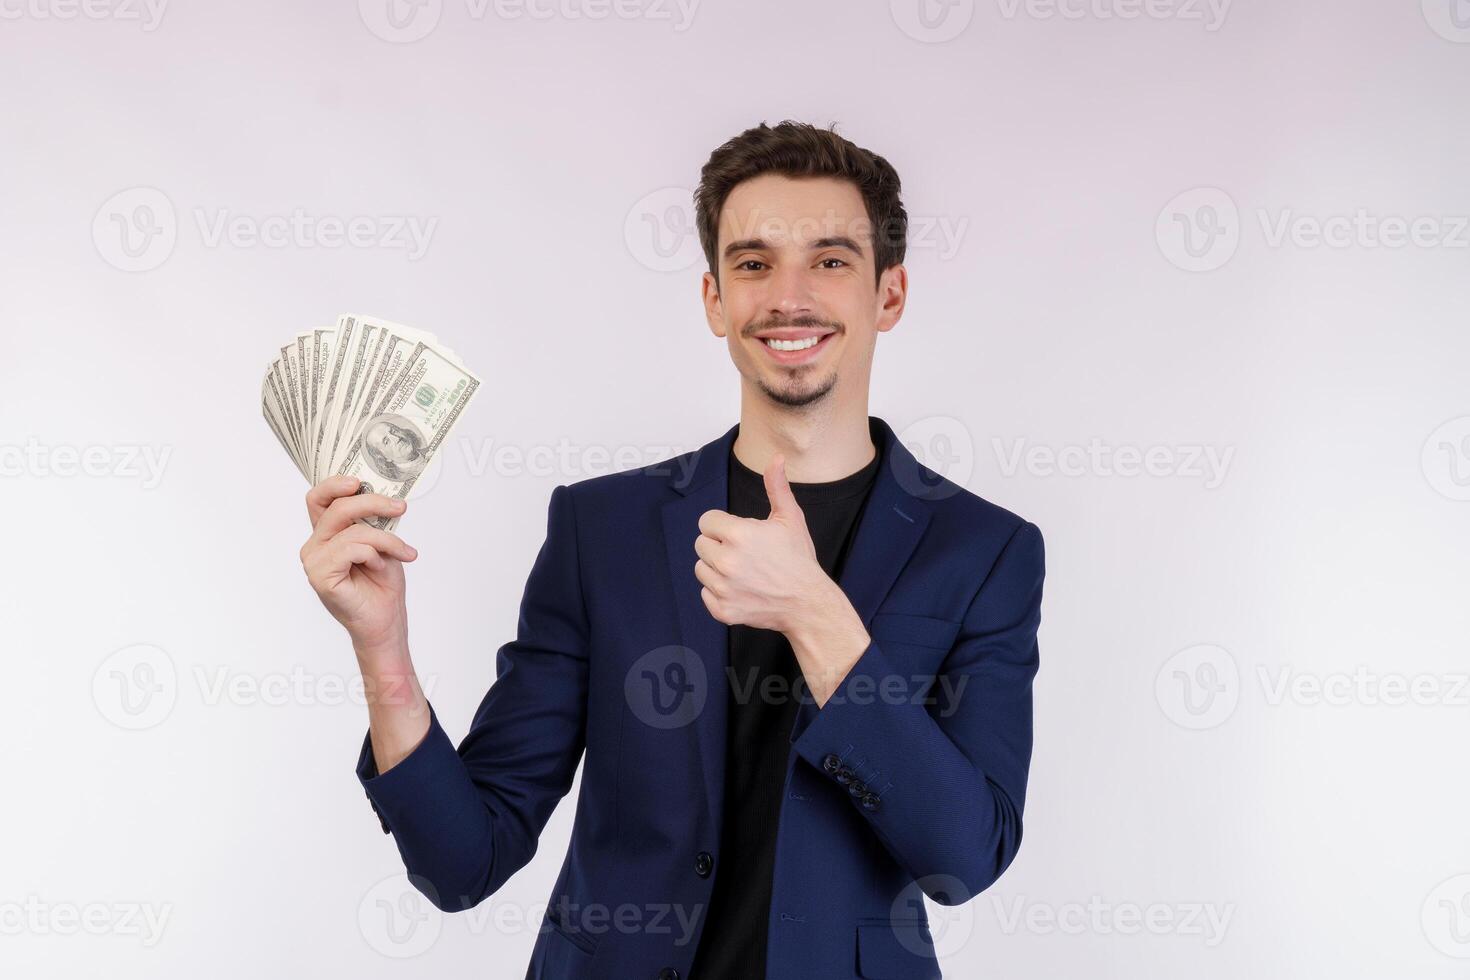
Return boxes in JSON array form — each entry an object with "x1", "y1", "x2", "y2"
[{"x1": 694, "y1": 120, "x2": 907, "y2": 290}]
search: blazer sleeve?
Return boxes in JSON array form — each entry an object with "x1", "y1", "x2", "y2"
[
  {"x1": 353, "y1": 483, "x2": 590, "y2": 912},
  {"x1": 791, "y1": 519, "x2": 1045, "y2": 905}
]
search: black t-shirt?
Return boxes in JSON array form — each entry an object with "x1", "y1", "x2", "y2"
[{"x1": 688, "y1": 439, "x2": 881, "y2": 980}]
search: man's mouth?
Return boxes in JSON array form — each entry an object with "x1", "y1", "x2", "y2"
[
  {"x1": 766, "y1": 336, "x2": 819, "y2": 351},
  {"x1": 752, "y1": 328, "x2": 837, "y2": 364}
]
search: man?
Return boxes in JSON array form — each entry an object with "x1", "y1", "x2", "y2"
[
  {"x1": 299, "y1": 120, "x2": 1046, "y2": 980},
  {"x1": 358, "y1": 414, "x2": 428, "y2": 482}
]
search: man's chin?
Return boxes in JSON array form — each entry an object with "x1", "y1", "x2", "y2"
[{"x1": 756, "y1": 373, "x2": 837, "y2": 409}]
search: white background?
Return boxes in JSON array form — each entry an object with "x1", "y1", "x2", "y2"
[{"x1": 3, "y1": 0, "x2": 1468, "y2": 976}]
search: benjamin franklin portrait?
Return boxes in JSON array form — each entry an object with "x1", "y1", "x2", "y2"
[{"x1": 360, "y1": 414, "x2": 428, "y2": 482}]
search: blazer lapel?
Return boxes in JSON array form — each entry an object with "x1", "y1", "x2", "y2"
[
  {"x1": 661, "y1": 422, "x2": 738, "y2": 828},
  {"x1": 833, "y1": 416, "x2": 936, "y2": 625},
  {"x1": 789, "y1": 417, "x2": 935, "y2": 741}
]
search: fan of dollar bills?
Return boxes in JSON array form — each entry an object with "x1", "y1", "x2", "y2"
[{"x1": 261, "y1": 313, "x2": 481, "y2": 530}]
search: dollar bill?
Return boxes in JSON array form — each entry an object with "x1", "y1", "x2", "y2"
[
  {"x1": 262, "y1": 315, "x2": 481, "y2": 530},
  {"x1": 336, "y1": 340, "x2": 481, "y2": 530}
]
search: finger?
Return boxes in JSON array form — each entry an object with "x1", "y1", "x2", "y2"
[
  {"x1": 693, "y1": 533, "x2": 726, "y2": 571},
  {"x1": 339, "y1": 541, "x2": 385, "y2": 573},
  {"x1": 345, "y1": 542, "x2": 387, "y2": 573},
  {"x1": 764, "y1": 452, "x2": 802, "y2": 521},
  {"x1": 336, "y1": 522, "x2": 418, "y2": 563},
  {"x1": 306, "y1": 474, "x2": 364, "y2": 526},
  {"x1": 314, "y1": 492, "x2": 408, "y2": 542},
  {"x1": 697, "y1": 508, "x2": 743, "y2": 542},
  {"x1": 308, "y1": 541, "x2": 381, "y2": 589},
  {"x1": 326, "y1": 538, "x2": 393, "y2": 574},
  {"x1": 693, "y1": 558, "x2": 724, "y2": 594}
]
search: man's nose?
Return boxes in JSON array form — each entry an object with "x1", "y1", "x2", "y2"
[{"x1": 765, "y1": 262, "x2": 817, "y2": 321}]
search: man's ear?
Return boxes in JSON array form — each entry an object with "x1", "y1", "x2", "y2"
[
  {"x1": 701, "y1": 270, "x2": 727, "y2": 338},
  {"x1": 874, "y1": 263, "x2": 908, "y2": 334}
]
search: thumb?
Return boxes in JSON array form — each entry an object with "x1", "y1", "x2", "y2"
[{"x1": 764, "y1": 453, "x2": 802, "y2": 522}]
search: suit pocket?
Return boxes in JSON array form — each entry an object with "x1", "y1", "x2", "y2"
[
  {"x1": 854, "y1": 918, "x2": 941, "y2": 979},
  {"x1": 543, "y1": 902, "x2": 599, "y2": 956}
]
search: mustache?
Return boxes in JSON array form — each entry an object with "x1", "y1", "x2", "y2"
[{"x1": 742, "y1": 315, "x2": 842, "y2": 337}]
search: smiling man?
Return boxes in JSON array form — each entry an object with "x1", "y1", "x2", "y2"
[{"x1": 299, "y1": 120, "x2": 1046, "y2": 979}]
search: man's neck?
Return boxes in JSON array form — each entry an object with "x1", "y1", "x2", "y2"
[{"x1": 731, "y1": 397, "x2": 876, "y2": 484}]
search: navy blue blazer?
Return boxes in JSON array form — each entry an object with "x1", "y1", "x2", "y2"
[{"x1": 355, "y1": 415, "x2": 1045, "y2": 980}]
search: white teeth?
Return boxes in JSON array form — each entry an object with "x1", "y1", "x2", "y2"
[{"x1": 764, "y1": 336, "x2": 821, "y2": 352}]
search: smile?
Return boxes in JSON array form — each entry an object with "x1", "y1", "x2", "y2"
[
  {"x1": 764, "y1": 336, "x2": 820, "y2": 351},
  {"x1": 752, "y1": 329, "x2": 837, "y2": 365}
]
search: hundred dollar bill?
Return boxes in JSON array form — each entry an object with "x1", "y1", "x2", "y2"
[
  {"x1": 320, "y1": 316, "x2": 382, "y2": 481},
  {"x1": 261, "y1": 371, "x2": 299, "y2": 471},
  {"x1": 336, "y1": 320, "x2": 420, "y2": 479},
  {"x1": 305, "y1": 326, "x2": 332, "y2": 483},
  {"x1": 267, "y1": 358, "x2": 304, "y2": 474},
  {"x1": 264, "y1": 314, "x2": 480, "y2": 528},
  {"x1": 336, "y1": 340, "x2": 481, "y2": 531}
]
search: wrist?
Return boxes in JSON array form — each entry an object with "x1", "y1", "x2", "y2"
[
  {"x1": 786, "y1": 580, "x2": 870, "y2": 705},
  {"x1": 354, "y1": 634, "x2": 412, "y2": 672},
  {"x1": 798, "y1": 578, "x2": 863, "y2": 640},
  {"x1": 358, "y1": 657, "x2": 426, "y2": 716}
]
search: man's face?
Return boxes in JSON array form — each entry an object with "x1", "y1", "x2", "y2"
[
  {"x1": 368, "y1": 420, "x2": 413, "y2": 463},
  {"x1": 702, "y1": 174, "x2": 905, "y2": 409}
]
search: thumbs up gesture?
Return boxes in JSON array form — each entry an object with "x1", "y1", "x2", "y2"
[
  {"x1": 695, "y1": 452, "x2": 872, "y2": 704},
  {"x1": 694, "y1": 452, "x2": 822, "y2": 634}
]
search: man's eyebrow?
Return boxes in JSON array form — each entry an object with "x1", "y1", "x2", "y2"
[
  {"x1": 722, "y1": 235, "x2": 867, "y2": 259},
  {"x1": 810, "y1": 235, "x2": 865, "y2": 255},
  {"x1": 722, "y1": 238, "x2": 769, "y2": 259}
]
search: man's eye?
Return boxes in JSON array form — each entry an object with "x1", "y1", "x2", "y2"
[
  {"x1": 819, "y1": 258, "x2": 847, "y2": 269},
  {"x1": 737, "y1": 260, "x2": 767, "y2": 271}
]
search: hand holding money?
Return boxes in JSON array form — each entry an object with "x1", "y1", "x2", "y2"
[
  {"x1": 266, "y1": 313, "x2": 480, "y2": 654},
  {"x1": 300, "y1": 475, "x2": 417, "y2": 654}
]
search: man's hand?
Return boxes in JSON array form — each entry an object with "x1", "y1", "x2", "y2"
[
  {"x1": 300, "y1": 474, "x2": 418, "y2": 657},
  {"x1": 694, "y1": 454, "x2": 871, "y2": 705}
]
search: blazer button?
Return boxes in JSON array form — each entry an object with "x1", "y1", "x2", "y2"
[
  {"x1": 861, "y1": 792, "x2": 881, "y2": 810},
  {"x1": 657, "y1": 970, "x2": 680, "y2": 980},
  {"x1": 821, "y1": 753, "x2": 841, "y2": 773},
  {"x1": 695, "y1": 851, "x2": 713, "y2": 878},
  {"x1": 834, "y1": 766, "x2": 854, "y2": 785},
  {"x1": 848, "y1": 779, "x2": 867, "y2": 797}
]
